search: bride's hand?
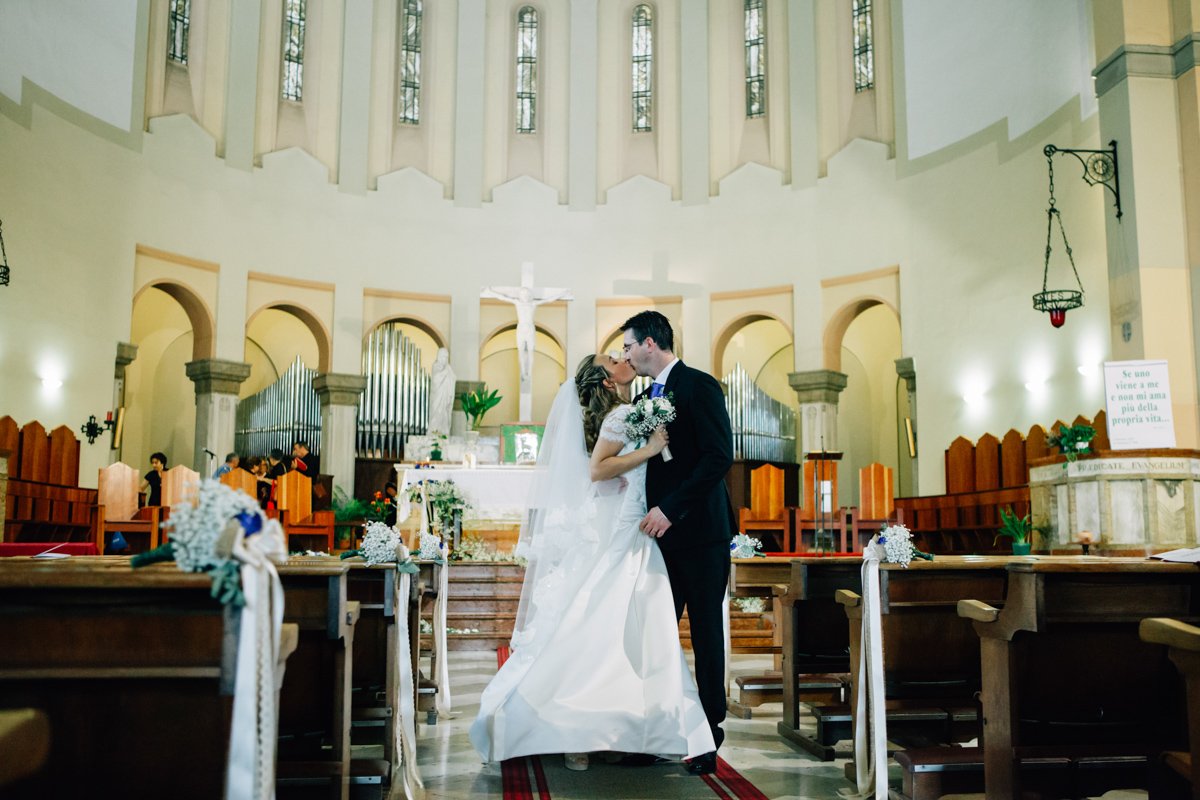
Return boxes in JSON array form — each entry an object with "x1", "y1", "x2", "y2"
[{"x1": 645, "y1": 427, "x2": 669, "y2": 455}]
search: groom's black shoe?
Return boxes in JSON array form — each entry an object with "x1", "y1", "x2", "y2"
[
  {"x1": 686, "y1": 752, "x2": 718, "y2": 775},
  {"x1": 615, "y1": 753, "x2": 671, "y2": 767}
]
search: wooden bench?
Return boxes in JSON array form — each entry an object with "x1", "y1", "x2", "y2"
[
  {"x1": 959, "y1": 558, "x2": 1200, "y2": 799},
  {"x1": 895, "y1": 486, "x2": 1031, "y2": 554},
  {"x1": 1140, "y1": 617, "x2": 1200, "y2": 799},
  {"x1": 776, "y1": 556, "x2": 861, "y2": 759},
  {"x1": 276, "y1": 559, "x2": 360, "y2": 799},
  {"x1": 3, "y1": 477, "x2": 100, "y2": 543},
  {"x1": 0, "y1": 557, "x2": 298, "y2": 799}
]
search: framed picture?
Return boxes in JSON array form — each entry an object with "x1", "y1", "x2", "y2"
[{"x1": 500, "y1": 423, "x2": 545, "y2": 465}]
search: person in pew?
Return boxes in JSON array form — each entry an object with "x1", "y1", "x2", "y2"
[
  {"x1": 243, "y1": 456, "x2": 274, "y2": 510},
  {"x1": 290, "y1": 440, "x2": 315, "y2": 475},
  {"x1": 471, "y1": 351, "x2": 714, "y2": 774},
  {"x1": 383, "y1": 482, "x2": 399, "y2": 526},
  {"x1": 140, "y1": 452, "x2": 167, "y2": 506},
  {"x1": 211, "y1": 452, "x2": 239, "y2": 479}
]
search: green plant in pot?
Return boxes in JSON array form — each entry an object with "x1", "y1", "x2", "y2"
[
  {"x1": 996, "y1": 506, "x2": 1033, "y2": 555},
  {"x1": 461, "y1": 386, "x2": 502, "y2": 431},
  {"x1": 1046, "y1": 423, "x2": 1096, "y2": 462},
  {"x1": 332, "y1": 487, "x2": 367, "y2": 551}
]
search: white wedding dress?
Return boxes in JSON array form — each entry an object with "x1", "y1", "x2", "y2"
[{"x1": 470, "y1": 404, "x2": 715, "y2": 762}]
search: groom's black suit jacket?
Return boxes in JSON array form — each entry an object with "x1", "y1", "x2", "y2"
[{"x1": 641, "y1": 361, "x2": 738, "y2": 552}]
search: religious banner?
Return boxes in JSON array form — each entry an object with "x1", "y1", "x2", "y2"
[{"x1": 1103, "y1": 359, "x2": 1176, "y2": 449}]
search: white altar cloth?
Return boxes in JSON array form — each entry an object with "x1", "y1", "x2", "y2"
[{"x1": 396, "y1": 464, "x2": 536, "y2": 522}]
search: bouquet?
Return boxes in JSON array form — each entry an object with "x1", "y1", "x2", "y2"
[
  {"x1": 730, "y1": 532, "x2": 765, "y2": 559},
  {"x1": 869, "y1": 523, "x2": 933, "y2": 568},
  {"x1": 131, "y1": 479, "x2": 285, "y2": 606},
  {"x1": 340, "y1": 520, "x2": 419, "y2": 571},
  {"x1": 624, "y1": 394, "x2": 677, "y2": 461}
]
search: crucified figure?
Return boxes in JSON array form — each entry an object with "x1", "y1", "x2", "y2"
[{"x1": 481, "y1": 263, "x2": 573, "y2": 420}]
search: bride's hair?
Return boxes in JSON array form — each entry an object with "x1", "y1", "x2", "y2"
[{"x1": 575, "y1": 353, "x2": 621, "y2": 452}]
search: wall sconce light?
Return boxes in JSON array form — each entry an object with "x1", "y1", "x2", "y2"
[
  {"x1": 81, "y1": 412, "x2": 116, "y2": 445},
  {"x1": 1032, "y1": 141, "x2": 1122, "y2": 329},
  {"x1": 0, "y1": 220, "x2": 9, "y2": 287}
]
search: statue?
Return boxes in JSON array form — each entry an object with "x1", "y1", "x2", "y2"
[
  {"x1": 427, "y1": 347, "x2": 456, "y2": 435},
  {"x1": 481, "y1": 263, "x2": 573, "y2": 420}
]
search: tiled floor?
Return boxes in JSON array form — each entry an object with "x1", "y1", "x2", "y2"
[
  {"x1": 412, "y1": 652, "x2": 1153, "y2": 800},
  {"x1": 415, "y1": 652, "x2": 871, "y2": 800}
]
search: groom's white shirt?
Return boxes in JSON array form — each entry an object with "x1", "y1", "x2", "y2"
[{"x1": 653, "y1": 357, "x2": 680, "y2": 386}]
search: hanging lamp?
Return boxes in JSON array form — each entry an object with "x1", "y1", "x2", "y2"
[{"x1": 1032, "y1": 141, "x2": 1122, "y2": 329}]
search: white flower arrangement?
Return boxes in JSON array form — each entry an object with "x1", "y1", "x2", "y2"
[
  {"x1": 869, "y1": 523, "x2": 933, "y2": 568},
  {"x1": 338, "y1": 521, "x2": 420, "y2": 573},
  {"x1": 131, "y1": 479, "x2": 285, "y2": 606},
  {"x1": 418, "y1": 529, "x2": 447, "y2": 562},
  {"x1": 624, "y1": 395, "x2": 677, "y2": 461},
  {"x1": 730, "y1": 532, "x2": 765, "y2": 559}
]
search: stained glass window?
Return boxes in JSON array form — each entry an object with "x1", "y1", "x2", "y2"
[
  {"x1": 853, "y1": 0, "x2": 874, "y2": 92},
  {"x1": 398, "y1": 0, "x2": 423, "y2": 124},
  {"x1": 167, "y1": 0, "x2": 190, "y2": 64},
  {"x1": 632, "y1": 5, "x2": 653, "y2": 132},
  {"x1": 744, "y1": 0, "x2": 765, "y2": 118},
  {"x1": 282, "y1": 0, "x2": 307, "y2": 101},
  {"x1": 516, "y1": 6, "x2": 538, "y2": 133}
]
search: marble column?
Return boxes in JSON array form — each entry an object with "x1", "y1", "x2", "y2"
[
  {"x1": 895, "y1": 356, "x2": 918, "y2": 496},
  {"x1": 113, "y1": 342, "x2": 138, "y2": 464},
  {"x1": 186, "y1": 359, "x2": 252, "y2": 474},
  {"x1": 789, "y1": 369, "x2": 848, "y2": 456},
  {"x1": 1091, "y1": 1, "x2": 1200, "y2": 445},
  {"x1": 313, "y1": 373, "x2": 367, "y2": 496}
]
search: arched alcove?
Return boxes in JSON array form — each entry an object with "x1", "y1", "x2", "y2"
[
  {"x1": 241, "y1": 307, "x2": 324, "y2": 399},
  {"x1": 245, "y1": 302, "x2": 332, "y2": 375},
  {"x1": 363, "y1": 317, "x2": 445, "y2": 369},
  {"x1": 713, "y1": 314, "x2": 794, "y2": 405},
  {"x1": 479, "y1": 323, "x2": 566, "y2": 424},
  {"x1": 124, "y1": 284, "x2": 203, "y2": 471},
  {"x1": 830, "y1": 302, "x2": 903, "y2": 507}
]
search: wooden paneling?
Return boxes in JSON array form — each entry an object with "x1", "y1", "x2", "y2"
[
  {"x1": 46, "y1": 426, "x2": 79, "y2": 487},
  {"x1": 1000, "y1": 429, "x2": 1027, "y2": 488},
  {"x1": 974, "y1": 433, "x2": 1000, "y2": 491},
  {"x1": 945, "y1": 437, "x2": 976, "y2": 494},
  {"x1": 18, "y1": 421, "x2": 48, "y2": 482}
]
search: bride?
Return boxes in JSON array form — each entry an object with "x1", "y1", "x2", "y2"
[{"x1": 470, "y1": 353, "x2": 715, "y2": 770}]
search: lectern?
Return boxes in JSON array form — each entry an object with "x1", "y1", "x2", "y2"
[{"x1": 800, "y1": 451, "x2": 843, "y2": 552}]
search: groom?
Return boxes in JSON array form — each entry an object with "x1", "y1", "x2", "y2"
[{"x1": 622, "y1": 310, "x2": 737, "y2": 776}]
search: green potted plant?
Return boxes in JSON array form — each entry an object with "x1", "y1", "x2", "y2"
[
  {"x1": 1046, "y1": 423, "x2": 1096, "y2": 462},
  {"x1": 996, "y1": 506, "x2": 1033, "y2": 555},
  {"x1": 460, "y1": 386, "x2": 502, "y2": 431},
  {"x1": 332, "y1": 487, "x2": 367, "y2": 551}
]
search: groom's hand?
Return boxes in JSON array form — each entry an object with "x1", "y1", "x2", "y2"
[{"x1": 639, "y1": 507, "x2": 672, "y2": 538}]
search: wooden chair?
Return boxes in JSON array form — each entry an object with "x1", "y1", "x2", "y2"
[
  {"x1": 219, "y1": 468, "x2": 258, "y2": 500},
  {"x1": 275, "y1": 470, "x2": 335, "y2": 551},
  {"x1": 737, "y1": 464, "x2": 795, "y2": 552},
  {"x1": 160, "y1": 464, "x2": 200, "y2": 508},
  {"x1": 1140, "y1": 617, "x2": 1200, "y2": 799},
  {"x1": 96, "y1": 462, "x2": 161, "y2": 554},
  {"x1": 848, "y1": 462, "x2": 903, "y2": 552}
]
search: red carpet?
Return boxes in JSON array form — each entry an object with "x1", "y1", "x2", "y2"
[{"x1": 493, "y1": 649, "x2": 769, "y2": 799}]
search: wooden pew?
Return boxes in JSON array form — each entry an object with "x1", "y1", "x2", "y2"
[
  {"x1": 727, "y1": 557, "x2": 791, "y2": 718},
  {"x1": 160, "y1": 464, "x2": 200, "y2": 508},
  {"x1": 959, "y1": 558, "x2": 1200, "y2": 799},
  {"x1": 96, "y1": 462, "x2": 161, "y2": 553},
  {"x1": 776, "y1": 556, "x2": 862, "y2": 759},
  {"x1": 0, "y1": 557, "x2": 298, "y2": 799},
  {"x1": 1140, "y1": 617, "x2": 1200, "y2": 799},
  {"x1": 220, "y1": 467, "x2": 259, "y2": 499},
  {"x1": 276, "y1": 559, "x2": 360, "y2": 799},
  {"x1": 0, "y1": 709, "x2": 49, "y2": 787},
  {"x1": 833, "y1": 557, "x2": 1010, "y2": 778},
  {"x1": 895, "y1": 486, "x2": 1030, "y2": 555},
  {"x1": 277, "y1": 472, "x2": 336, "y2": 552},
  {"x1": 1, "y1": 418, "x2": 100, "y2": 545}
]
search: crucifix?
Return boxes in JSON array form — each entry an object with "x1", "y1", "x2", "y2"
[{"x1": 481, "y1": 263, "x2": 573, "y2": 421}]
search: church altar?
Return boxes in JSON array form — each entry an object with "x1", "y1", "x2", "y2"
[
  {"x1": 1029, "y1": 450, "x2": 1200, "y2": 552},
  {"x1": 396, "y1": 464, "x2": 535, "y2": 524}
]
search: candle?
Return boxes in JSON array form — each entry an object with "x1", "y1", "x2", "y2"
[{"x1": 105, "y1": 411, "x2": 113, "y2": 422}]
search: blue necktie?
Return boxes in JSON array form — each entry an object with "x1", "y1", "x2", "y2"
[{"x1": 650, "y1": 382, "x2": 665, "y2": 399}]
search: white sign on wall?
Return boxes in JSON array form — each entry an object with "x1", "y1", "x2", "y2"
[{"x1": 1103, "y1": 360, "x2": 1176, "y2": 449}]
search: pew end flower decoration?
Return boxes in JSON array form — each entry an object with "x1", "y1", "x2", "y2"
[
  {"x1": 625, "y1": 394, "x2": 677, "y2": 461},
  {"x1": 131, "y1": 479, "x2": 286, "y2": 606},
  {"x1": 730, "y1": 532, "x2": 765, "y2": 559},
  {"x1": 340, "y1": 521, "x2": 419, "y2": 572},
  {"x1": 867, "y1": 523, "x2": 933, "y2": 568}
]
